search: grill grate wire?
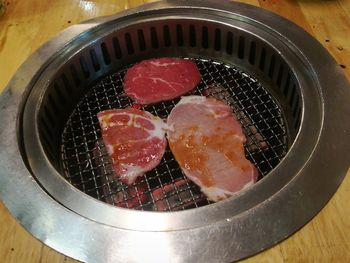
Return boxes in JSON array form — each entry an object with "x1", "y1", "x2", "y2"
[{"x1": 60, "y1": 58, "x2": 288, "y2": 211}]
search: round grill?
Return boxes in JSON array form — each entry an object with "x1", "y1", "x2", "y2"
[
  {"x1": 19, "y1": 3, "x2": 307, "y2": 228},
  {"x1": 61, "y1": 59, "x2": 288, "y2": 211}
]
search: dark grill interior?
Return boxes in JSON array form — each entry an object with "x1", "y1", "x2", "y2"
[{"x1": 60, "y1": 58, "x2": 288, "y2": 211}]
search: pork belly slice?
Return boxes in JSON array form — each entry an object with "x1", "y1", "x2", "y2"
[
  {"x1": 97, "y1": 108, "x2": 168, "y2": 185},
  {"x1": 167, "y1": 96, "x2": 258, "y2": 202},
  {"x1": 124, "y1": 57, "x2": 201, "y2": 104}
]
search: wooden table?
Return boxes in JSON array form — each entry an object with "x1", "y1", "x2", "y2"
[{"x1": 0, "y1": 0, "x2": 349, "y2": 262}]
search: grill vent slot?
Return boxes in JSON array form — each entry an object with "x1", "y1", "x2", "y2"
[
  {"x1": 214, "y1": 28, "x2": 221, "y2": 51},
  {"x1": 249, "y1": 41, "x2": 256, "y2": 65},
  {"x1": 70, "y1": 64, "x2": 81, "y2": 86},
  {"x1": 289, "y1": 84, "x2": 297, "y2": 108},
  {"x1": 293, "y1": 96, "x2": 300, "y2": 117},
  {"x1": 89, "y1": 49, "x2": 101, "y2": 71},
  {"x1": 39, "y1": 117, "x2": 53, "y2": 139},
  {"x1": 48, "y1": 94, "x2": 59, "y2": 115},
  {"x1": 163, "y1": 25, "x2": 171, "y2": 47},
  {"x1": 176, "y1": 24, "x2": 184, "y2": 46},
  {"x1": 61, "y1": 74, "x2": 73, "y2": 95},
  {"x1": 125, "y1": 33, "x2": 134, "y2": 55},
  {"x1": 259, "y1": 47, "x2": 266, "y2": 71},
  {"x1": 137, "y1": 29, "x2": 146, "y2": 51},
  {"x1": 202, "y1": 26, "x2": 209, "y2": 48},
  {"x1": 276, "y1": 64, "x2": 284, "y2": 88},
  {"x1": 54, "y1": 84, "x2": 66, "y2": 105},
  {"x1": 189, "y1": 25, "x2": 196, "y2": 47},
  {"x1": 79, "y1": 57, "x2": 90, "y2": 78},
  {"x1": 283, "y1": 73, "x2": 291, "y2": 96},
  {"x1": 112, "y1": 37, "x2": 122, "y2": 59},
  {"x1": 238, "y1": 36, "x2": 245, "y2": 59},
  {"x1": 294, "y1": 108, "x2": 302, "y2": 129},
  {"x1": 226, "y1": 31, "x2": 233, "y2": 54},
  {"x1": 44, "y1": 105, "x2": 55, "y2": 128},
  {"x1": 268, "y1": 55, "x2": 276, "y2": 78},
  {"x1": 151, "y1": 27, "x2": 159, "y2": 49},
  {"x1": 101, "y1": 43, "x2": 111, "y2": 65}
]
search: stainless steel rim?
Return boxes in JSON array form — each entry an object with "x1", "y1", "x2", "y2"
[{"x1": 1, "y1": 1, "x2": 350, "y2": 262}]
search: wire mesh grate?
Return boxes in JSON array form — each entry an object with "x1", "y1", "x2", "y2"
[{"x1": 60, "y1": 58, "x2": 288, "y2": 211}]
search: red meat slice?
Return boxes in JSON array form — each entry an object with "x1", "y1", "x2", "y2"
[
  {"x1": 97, "y1": 108, "x2": 168, "y2": 185},
  {"x1": 124, "y1": 57, "x2": 201, "y2": 104},
  {"x1": 167, "y1": 96, "x2": 259, "y2": 202}
]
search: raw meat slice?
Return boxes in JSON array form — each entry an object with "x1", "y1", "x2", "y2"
[
  {"x1": 167, "y1": 96, "x2": 259, "y2": 202},
  {"x1": 124, "y1": 57, "x2": 201, "y2": 104},
  {"x1": 97, "y1": 108, "x2": 168, "y2": 185}
]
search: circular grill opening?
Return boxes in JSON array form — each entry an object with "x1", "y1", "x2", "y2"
[
  {"x1": 61, "y1": 59, "x2": 290, "y2": 211},
  {"x1": 23, "y1": 17, "x2": 302, "y2": 212}
]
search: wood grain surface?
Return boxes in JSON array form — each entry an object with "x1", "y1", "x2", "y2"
[{"x1": 0, "y1": 0, "x2": 349, "y2": 262}]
